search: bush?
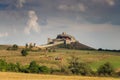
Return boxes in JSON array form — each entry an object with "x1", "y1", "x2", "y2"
[
  {"x1": 39, "y1": 66, "x2": 50, "y2": 74},
  {"x1": 7, "y1": 63, "x2": 20, "y2": 72},
  {"x1": 97, "y1": 62, "x2": 114, "y2": 76},
  {"x1": 60, "y1": 66, "x2": 72, "y2": 75},
  {"x1": 28, "y1": 61, "x2": 39, "y2": 73},
  {"x1": 21, "y1": 49, "x2": 28, "y2": 56},
  {"x1": 28, "y1": 61, "x2": 50, "y2": 73},
  {"x1": 12, "y1": 44, "x2": 18, "y2": 50},
  {"x1": 20, "y1": 66, "x2": 29, "y2": 73},
  {"x1": 0, "y1": 59, "x2": 50, "y2": 74},
  {"x1": 0, "y1": 59, "x2": 21, "y2": 72},
  {"x1": 69, "y1": 62, "x2": 93, "y2": 75},
  {"x1": 7, "y1": 44, "x2": 18, "y2": 50},
  {"x1": 68, "y1": 56, "x2": 93, "y2": 76},
  {"x1": 0, "y1": 59, "x2": 7, "y2": 71}
]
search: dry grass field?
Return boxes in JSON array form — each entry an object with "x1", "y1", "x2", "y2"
[
  {"x1": 0, "y1": 45, "x2": 120, "y2": 80},
  {"x1": 0, "y1": 72, "x2": 119, "y2": 80}
]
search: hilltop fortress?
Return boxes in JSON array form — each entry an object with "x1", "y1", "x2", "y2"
[
  {"x1": 48, "y1": 32, "x2": 76, "y2": 44},
  {"x1": 37, "y1": 32, "x2": 76, "y2": 49},
  {"x1": 26, "y1": 32, "x2": 94, "y2": 50}
]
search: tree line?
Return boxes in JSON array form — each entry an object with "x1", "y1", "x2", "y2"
[
  {"x1": 0, "y1": 58, "x2": 120, "y2": 77},
  {"x1": 98, "y1": 48, "x2": 120, "y2": 52}
]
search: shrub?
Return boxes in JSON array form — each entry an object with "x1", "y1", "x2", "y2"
[
  {"x1": 28, "y1": 61, "x2": 39, "y2": 73},
  {"x1": 69, "y1": 62, "x2": 93, "y2": 75},
  {"x1": 0, "y1": 59, "x2": 7, "y2": 71},
  {"x1": 7, "y1": 63, "x2": 20, "y2": 72},
  {"x1": 60, "y1": 66, "x2": 72, "y2": 75},
  {"x1": 25, "y1": 43, "x2": 28, "y2": 48},
  {"x1": 39, "y1": 66, "x2": 50, "y2": 74},
  {"x1": 20, "y1": 66, "x2": 29, "y2": 73},
  {"x1": 21, "y1": 49, "x2": 28, "y2": 56},
  {"x1": 68, "y1": 56, "x2": 93, "y2": 76},
  {"x1": 7, "y1": 44, "x2": 18, "y2": 50},
  {"x1": 12, "y1": 44, "x2": 18, "y2": 50},
  {"x1": 97, "y1": 62, "x2": 114, "y2": 76}
]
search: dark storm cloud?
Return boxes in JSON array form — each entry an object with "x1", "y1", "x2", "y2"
[
  {"x1": 0, "y1": 0, "x2": 120, "y2": 49},
  {"x1": 0, "y1": 0, "x2": 120, "y2": 25}
]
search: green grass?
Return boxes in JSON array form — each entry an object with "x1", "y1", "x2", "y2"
[
  {"x1": 57, "y1": 49, "x2": 120, "y2": 71},
  {"x1": 89, "y1": 56, "x2": 120, "y2": 71}
]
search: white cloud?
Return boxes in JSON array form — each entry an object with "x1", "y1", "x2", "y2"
[
  {"x1": 106, "y1": 0, "x2": 115, "y2": 6},
  {"x1": 24, "y1": 10, "x2": 40, "y2": 34},
  {"x1": 58, "y1": 4, "x2": 70, "y2": 11},
  {"x1": 58, "y1": 3, "x2": 87, "y2": 12},
  {"x1": 0, "y1": 32, "x2": 8, "y2": 37},
  {"x1": 16, "y1": 0, "x2": 26, "y2": 8},
  {"x1": 92, "y1": 0, "x2": 115, "y2": 6},
  {"x1": 78, "y1": 3, "x2": 86, "y2": 12}
]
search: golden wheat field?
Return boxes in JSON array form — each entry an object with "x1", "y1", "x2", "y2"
[{"x1": 0, "y1": 72, "x2": 119, "y2": 80}]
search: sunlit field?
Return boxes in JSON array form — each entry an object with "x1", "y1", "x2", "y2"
[{"x1": 0, "y1": 72, "x2": 119, "y2": 80}]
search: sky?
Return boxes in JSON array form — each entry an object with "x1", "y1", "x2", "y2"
[{"x1": 0, "y1": 0, "x2": 120, "y2": 49}]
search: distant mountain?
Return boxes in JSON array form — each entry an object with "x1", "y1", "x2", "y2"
[{"x1": 57, "y1": 41, "x2": 95, "y2": 50}]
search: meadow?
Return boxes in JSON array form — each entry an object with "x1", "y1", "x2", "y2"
[
  {"x1": 0, "y1": 45, "x2": 120, "y2": 79},
  {"x1": 0, "y1": 45, "x2": 120, "y2": 72}
]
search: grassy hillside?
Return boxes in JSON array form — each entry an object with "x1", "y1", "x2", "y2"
[
  {"x1": 0, "y1": 46, "x2": 120, "y2": 72},
  {"x1": 0, "y1": 72, "x2": 119, "y2": 80},
  {"x1": 57, "y1": 41, "x2": 95, "y2": 50},
  {"x1": 0, "y1": 45, "x2": 11, "y2": 50}
]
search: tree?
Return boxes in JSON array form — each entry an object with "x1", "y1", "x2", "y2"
[
  {"x1": 25, "y1": 43, "x2": 28, "y2": 48},
  {"x1": 97, "y1": 62, "x2": 114, "y2": 76},
  {"x1": 98, "y1": 48, "x2": 103, "y2": 51},
  {"x1": 12, "y1": 44, "x2": 18, "y2": 50},
  {"x1": 21, "y1": 49, "x2": 28, "y2": 56}
]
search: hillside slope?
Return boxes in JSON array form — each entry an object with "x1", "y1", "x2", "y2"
[
  {"x1": 57, "y1": 41, "x2": 95, "y2": 50},
  {"x1": 0, "y1": 45, "x2": 11, "y2": 50}
]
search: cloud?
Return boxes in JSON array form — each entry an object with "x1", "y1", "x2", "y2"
[
  {"x1": 58, "y1": 3, "x2": 87, "y2": 12},
  {"x1": 106, "y1": 0, "x2": 115, "y2": 6},
  {"x1": 16, "y1": 0, "x2": 26, "y2": 8},
  {"x1": 24, "y1": 10, "x2": 40, "y2": 34},
  {"x1": 78, "y1": 3, "x2": 86, "y2": 12},
  {"x1": 92, "y1": 0, "x2": 115, "y2": 6},
  {"x1": 0, "y1": 32, "x2": 8, "y2": 37},
  {"x1": 43, "y1": 16, "x2": 120, "y2": 33}
]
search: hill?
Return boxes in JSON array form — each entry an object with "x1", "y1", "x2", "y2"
[
  {"x1": 0, "y1": 47, "x2": 120, "y2": 72},
  {"x1": 0, "y1": 45, "x2": 11, "y2": 50},
  {"x1": 37, "y1": 32, "x2": 95, "y2": 50},
  {"x1": 57, "y1": 41, "x2": 95, "y2": 50}
]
